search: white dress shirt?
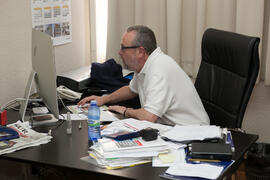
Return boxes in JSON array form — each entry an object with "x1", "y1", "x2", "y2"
[{"x1": 129, "y1": 47, "x2": 210, "y2": 125}]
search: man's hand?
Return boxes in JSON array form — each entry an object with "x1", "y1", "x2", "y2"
[
  {"x1": 78, "y1": 95, "x2": 105, "y2": 107},
  {"x1": 108, "y1": 105, "x2": 127, "y2": 115}
]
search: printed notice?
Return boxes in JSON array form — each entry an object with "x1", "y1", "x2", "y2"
[{"x1": 31, "y1": 0, "x2": 72, "y2": 46}]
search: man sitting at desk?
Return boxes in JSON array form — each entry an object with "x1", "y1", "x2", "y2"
[{"x1": 78, "y1": 25, "x2": 209, "y2": 126}]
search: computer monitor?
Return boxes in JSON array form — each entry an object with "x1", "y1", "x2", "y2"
[{"x1": 19, "y1": 29, "x2": 59, "y2": 122}]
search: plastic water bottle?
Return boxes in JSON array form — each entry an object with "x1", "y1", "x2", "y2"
[{"x1": 88, "y1": 100, "x2": 101, "y2": 144}]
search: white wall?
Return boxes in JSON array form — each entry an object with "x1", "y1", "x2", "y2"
[{"x1": 0, "y1": 0, "x2": 90, "y2": 105}]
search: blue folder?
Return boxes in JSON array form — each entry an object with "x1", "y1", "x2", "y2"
[{"x1": 0, "y1": 126, "x2": 19, "y2": 141}]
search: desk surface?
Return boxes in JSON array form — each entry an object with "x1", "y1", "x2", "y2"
[{"x1": 1, "y1": 110, "x2": 258, "y2": 180}]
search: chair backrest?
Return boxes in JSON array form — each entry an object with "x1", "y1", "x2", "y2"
[{"x1": 195, "y1": 28, "x2": 260, "y2": 128}]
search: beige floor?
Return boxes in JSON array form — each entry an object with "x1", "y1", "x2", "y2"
[{"x1": 242, "y1": 82, "x2": 270, "y2": 143}]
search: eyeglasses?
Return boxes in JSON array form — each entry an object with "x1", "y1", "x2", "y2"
[{"x1": 120, "y1": 45, "x2": 140, "y2": 50}]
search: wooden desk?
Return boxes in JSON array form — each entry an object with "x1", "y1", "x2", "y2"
[{"x1": 1, "y1": 110, "x2": 258, "y2": 180}]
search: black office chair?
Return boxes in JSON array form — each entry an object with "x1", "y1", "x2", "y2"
[{"x1": 195, "y1": 28, "x2": 260, "y2": 128}]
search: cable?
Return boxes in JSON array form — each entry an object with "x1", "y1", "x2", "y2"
[
  {"x1": 0, "y1": 98, "x2": 43, "y2": 111},
  {"x1": 0, "y1": 98, "x2": 25, "y2": 111},
  {"x1": 57, "y1": 95, "x2": 71, "y2": 113}
]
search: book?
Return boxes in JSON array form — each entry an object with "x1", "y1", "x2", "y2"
[{"x1": 187, "y1": 142, "x2": 233, "y2": 161}]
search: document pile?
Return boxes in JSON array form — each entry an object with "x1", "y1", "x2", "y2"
[
  {"x1": 0, "y1": 121, "x2": 52, "y2": 155},
  {"x1": 82, "y1": 119, "x2": 233, "y2": 179},
  {"x1": 158, "y1": 125, "x2": 235, "y2": 179},
  {"x1": 83, "y1": 118, "x2": 173, "y2": 169},
  {"x1": 88, "y1": 137, "x2": 169, "y2": 169}
]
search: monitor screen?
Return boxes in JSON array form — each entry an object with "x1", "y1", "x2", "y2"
[{"x1": 19, "y1": 29, "x2": 59, "y2": 121}]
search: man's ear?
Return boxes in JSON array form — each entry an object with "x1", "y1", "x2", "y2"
[{"x1": 138, "y1": 46, "x2": 146, "y2": 58}]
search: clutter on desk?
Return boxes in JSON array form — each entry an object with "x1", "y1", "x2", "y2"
[
  {"x1": 86, "y1": 137, "x2": 170, "y2": 169},
  {"x1": 0, "y1": 121, "x2": 52, "y2": 155},
  {"x1": 81, "y1": 118, "x2": 235, "y2": 179},
  {"x1": 82, "y1": 119, "x2": 171, "y2": 169}
]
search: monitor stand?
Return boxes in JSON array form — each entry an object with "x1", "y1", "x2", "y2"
[
  {"x1": 19, "y1": 71, "x2": 37, "y2": 122},
  {"x1": 19, "y1": 71, "x2": 59, "y2": 126}
]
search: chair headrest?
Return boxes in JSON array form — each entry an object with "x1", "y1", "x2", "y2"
[{"x1": 202, "y1": 28, "x2": 260, "y2": 77}]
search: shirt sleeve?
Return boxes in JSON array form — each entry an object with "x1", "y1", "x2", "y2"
[
  {"x1": 143, "y1": 74, "x2": 173, "y2": 117},
  {"x1": 128, "y1": 74, "x2": 138, "y2": 94}
]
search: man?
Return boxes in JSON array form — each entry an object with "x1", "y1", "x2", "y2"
[{"x1": 78, "y1": 25, "x2": 209, "y2": 125}]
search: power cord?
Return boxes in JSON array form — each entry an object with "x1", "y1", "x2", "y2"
[
  {"x1": 0, "y1": 98, "x2": 43, "y2": 111},
  {"x1": 57, "y1": 95, "x2": 71, "y2": 113}
]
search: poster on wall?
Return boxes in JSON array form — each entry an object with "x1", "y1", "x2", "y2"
[{"x1": 31, "y1": 0, "x2": 72, "y2": 46}]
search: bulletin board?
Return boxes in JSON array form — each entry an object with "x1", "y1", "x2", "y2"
[{"x1": 31, "y1": 0, "x2": 72, "y2": 46}]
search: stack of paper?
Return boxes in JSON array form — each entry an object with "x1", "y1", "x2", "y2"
[{"x1": 87, "y1": 137, "x2": 170, "y2": 169}]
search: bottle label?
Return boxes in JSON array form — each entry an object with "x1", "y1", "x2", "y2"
[{"x1": 88, "y1": 122, "x2": 100, "y2": 126}]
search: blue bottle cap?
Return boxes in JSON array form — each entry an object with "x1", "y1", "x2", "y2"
[{"x1": 90, "y1": 100, "x2": 97, "y2": 105}]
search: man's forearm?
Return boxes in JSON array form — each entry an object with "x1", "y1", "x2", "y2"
[
  {"x1": 124, "y1": 108, "x2": 158, "y2": 123},
  {"x1": 103, "y1": 86, "x2": 137, "y2": 104}
]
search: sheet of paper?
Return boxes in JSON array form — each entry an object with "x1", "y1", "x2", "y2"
[
  {"x1": 152, "y1": 148, "x2": 186, "y2": 167},
  {"x1": 65, "y1": 105, "x2": 119, "y2": 122},
  {"x1": 162, "y1": 125, "x2": 222, "y2": 142},
  {"x1": 67, "y1": 104, "x2": 88, "y2": 114},
  {"x1": 100, "y1": 111, "x2": 119, "y2": 122},
  {"x1": 61, "y1": 113, "x2": 87, "y2": 120},
  {"x1": 166, "y1": 162, "x2": 224, "y2": 179},
  {"x1": 104, "y1": 118, "x2": 172, "y2": 133}
]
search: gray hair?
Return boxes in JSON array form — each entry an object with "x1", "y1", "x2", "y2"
[{"x1": 127, "y1": 25, "x2": 157, "y2": 55}]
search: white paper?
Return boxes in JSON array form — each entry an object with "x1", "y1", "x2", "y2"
[
  {"x1": 66, "y1": 105, "x2": 119, "y2": 122},
  {"x1": 152, "y1": 148, "x2": 186, "y2": 167},
  {"x1": 162, "y1": 125, "x2": 222, "y2": 142},
  {"x1": 104, "y1": 118, "x2": 172, "y2": 134},
  {"x1": 61, "y1": 113, "x2": 87, "y2": 120},
  {"x1": 97, "y1": 137, "x2": 168, "y2": 152},
  {"x1": 166, "y1": 162, "x2": 224, "y2": 179},
  {"x1": 31, "y1": 0, "x2": 72, "y2": 46},
  {"x1": 100, "y1": 111, "x2": 119, "y2": 122}
]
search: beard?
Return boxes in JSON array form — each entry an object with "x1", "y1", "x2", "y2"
[
  {"x1": 122, "y1": 57, "x2": 134, "y2": 71},
  {"x1": 122, "y1": 60, "x2": 129, "y2": 70}
]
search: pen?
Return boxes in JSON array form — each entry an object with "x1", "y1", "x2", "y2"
[
  {"x1": 123, "y1": 122, "x2": 139, "y2": 131},
  {"x1": 226, "y1": 131, "x2": 235, "y2": 152},
  {"x1": 188, "y1": 158, "x2": 221, "y2": 163}
]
